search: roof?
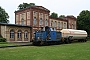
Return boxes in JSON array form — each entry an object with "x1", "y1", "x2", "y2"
[
  {"x1": 0, "y1": 23, "x2": 32, "y2": 28},
  {"x1": 66, "y1": 16, "x2": 76, "y2": 19},
  {"x1": 49, "y1": 16, "x2": 67, "y2": 22},
  {"x1": 15, "y1": 6, "x2": 50, "y2": 13}
]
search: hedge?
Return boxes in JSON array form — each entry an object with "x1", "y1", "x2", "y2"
[{"x1": 0, "y1": 38, "x2": 6, "y2": 42}]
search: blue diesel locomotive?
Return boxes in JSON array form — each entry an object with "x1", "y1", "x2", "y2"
[{"x1": 33, "y1": 26, "x2": 62, "y2": 45}]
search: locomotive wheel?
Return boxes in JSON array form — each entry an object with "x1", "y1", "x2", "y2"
[
  {"x1": 64, "y1": 39, "x2": 69, "y2": 44},
  {"x1": 61, "y1": 40, "x2": 64, "y2": 44},
  {"x1": 78, "y1": 40, "x2": 80, "y2": 42}
]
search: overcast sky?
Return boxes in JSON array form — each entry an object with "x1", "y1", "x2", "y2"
[{"x1": 0, "y1": 0, "x2": 90, "y2": 24}]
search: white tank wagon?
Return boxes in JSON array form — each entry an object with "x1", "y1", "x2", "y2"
[{"x1": 60, "y1": 29, "x2": 88, "y2": 43}]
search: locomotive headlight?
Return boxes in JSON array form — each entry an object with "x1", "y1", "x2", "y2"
[{"x1": 38, "y1": 37, "x2": 40, "y2": 40}]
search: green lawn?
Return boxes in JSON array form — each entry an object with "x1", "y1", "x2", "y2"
[
  {"x1": 0, "y1": 41, "x2": 90, "y2": 60},
  {"x1": 0, "y1": 42, "x2": 18, "y2": 46}
]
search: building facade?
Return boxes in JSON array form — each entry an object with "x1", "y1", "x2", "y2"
[
  {"x1": 15, "y1": 6, "x2": 77, "y2": 40},
  {"x1": 50, "y1": 17, "x2": 68, "y2": 32},
  {"x1": 0, "y1": 23, "x2": 31, "y2": 42}
]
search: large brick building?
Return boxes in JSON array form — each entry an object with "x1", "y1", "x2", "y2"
[
  {"x1": 15, "y1": 6, "x2": 76, "y2": 39},
  {"x1": 0, "y1": 6, "x2": 76, "y2": 42}
]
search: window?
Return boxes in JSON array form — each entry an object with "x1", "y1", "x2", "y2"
[
  {"x1": 58, "y1": 22, "x2": 60, "y2": 28},
  {"x1": 21, "y1": 13, "x2": 24, "y2": 18},
  {"x1": 46, "y1": 15, "x2": 48, "y2": 19},
  {"x1": 34, "y1": 12, "x2": 36, "y2": 16},
  {"x1": 18, "y1": 30, "x2": 22, "y2": 38},
  {"x1": 33, "y1": 17, "x2": 37, "y2": 25},
  {"x1": 45, "y1": 19, "x2": 48, "y2": 26},
  {"x1": 40, "y1": 13, "x2": 42, "y2": 17},
  {"x1": 10, "y1": 30, "x2": 14, "y2": 38},
  {"x1": 69, "y1": 24, "x2": 71, "y2": 29},
  {"x1": 24, "y1": 31, "x2": 28, "y2": 38},
  {"x1": 74, "y1": 24, "x2": 76, "y2": 29},
  {"x1": 54, "y1": 21, "x2": 57, "y2": 27},
  {"x1": 64, "y1": 23, "x2": 67, "y2": 29},
  {"x1": 61, "y1": 22, "x2": 63, "y2": 29},
  {"x1": 40, "y1": 18, "x2": 43, "y2": 25},
  {"x1": 51, "y1": 21, "x2": 53, "y2": 27},
  {"x1": 21, "y1": 18, "x2": 24, "y2": 25}
]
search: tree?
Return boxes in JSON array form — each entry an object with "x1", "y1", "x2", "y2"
[
  {"x1": 18, "y1": 3, "x2": 35, "y2": 10},
  {"x1": 59, "y1": 15, "x2": 65, "y2": 18},
  {"x1": 77, "y1": 10, "x2": 90, "y2": 36},
  {"x1": 50, "y1": 12, "x2": 58, "y2": 18},
  {"x1": 0, "y1": 6, "x2": 9, "y2": 23}
]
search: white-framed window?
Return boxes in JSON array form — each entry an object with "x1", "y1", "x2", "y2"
[
  {"x1": 45, "y1": 19, "x2": 48, "y2": 26},
  {"x1": 40, "y1": 18, "x2": 43, "y2": 25},
  {"x1": 64, "y1": 23, "x2": 67, "y2": 29},
  {"x1": 40, "y1": 13, "x2": 42, "y2": 17},
  {"x1": 54, "y1": 21, "x2": 57, "y2": 27},
  {"x1": 34, "y1": 12, "x2": 36, "y2": 16},
  {"x1": 51, "y1": 21, "x2": 53, "y2": 27},
  {"x1": 10, "y1": 30, "x2": 14, "y2": 38},
  {"x1": 46, "y1": 15, "x2": 48, "y2": 19},
  {"x1": 17, "y1": 30, "x2": 22, "y2": 38},
  {"x1": 74, "y1": 24, "x2": 76, "y2": 29},
  {"x1": 21, "y1": 13, "x2": 24, "y2": 18},
  {"x1": 24, "y1": 31, "x2": 28, "y2": 39},
  {"x1": 61, "y1": 22, "x2": 63, "y2": 29},
  {"x1": 21, "y1": 18, "x2": 24, "y2": 25},
  {"x1": 69, "y1": 24, "x2": 71, "y2": 29},
  {"x1": 33, "y1": 17, "x2": 37, "y2": 25},
  {"x1": 58, "y1": 22, "x2": 60, "y2": 28}
]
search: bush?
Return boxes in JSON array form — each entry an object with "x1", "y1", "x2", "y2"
[
  {"x1": 0, "y1": 38, "x2": 6, "y2": 42},
  {"x1": 0, "y1": 35, "x2": 3, "y2": 38}
]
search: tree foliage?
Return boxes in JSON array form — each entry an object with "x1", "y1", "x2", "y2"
[
  {"x1": 59, "y1": 15, "x2": 65, "y2": 18},
  {"x1": 0, "y1": 6, "x2": 9, "y2": 23},
  {"x1": 77, "y1": 10, "x2": 90, "y2": 36},
  {"x1": 18, "y1": 3, "x2": 35, "y2": 10},
  {"x1": 50, "y1": 12, "x2": 58, "y2": 18}
]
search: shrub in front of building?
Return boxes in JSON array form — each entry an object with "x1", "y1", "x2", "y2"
[
  {"x1": 0, "y1": 38, "x2": 6, "y2": 42},
  {"x1": 0, "y1": 35, "x2": 6, "y2": 42}
]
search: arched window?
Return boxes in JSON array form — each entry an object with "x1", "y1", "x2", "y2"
[
  {"x1": 61, "y1": 22, "x2": 63, "y2": 29},
  {"x1": 24, "y1": 31, "x2": 28, "y2": 38},
  {"x1": 17, "y1": 30, "x2": 22, "y2": 38},
  {"x1": 10, "y1": 30, "x2": 14, "y2": 38},
  {"x1": 54, "y1": 21, "x2": 57, "y2": 27},
  {"x1": 58, "y1": 22, "x2": 60, "y2": 28},
  {"x1": 64, "y1": 23, "x2": 67, "y2": 29}
]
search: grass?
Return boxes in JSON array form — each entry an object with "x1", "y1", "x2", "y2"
[
  {"x1": 0, "y1": 42, "x2": 18, "y2": 46},
  {"x1": 0, "y1": 41, "x2": 90, "y2": 60}
]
